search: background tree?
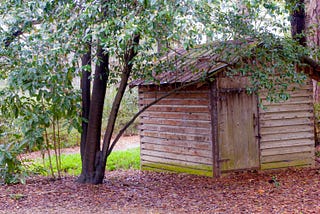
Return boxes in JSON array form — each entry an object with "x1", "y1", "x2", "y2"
[{"x1": 305, "y1": 0, "x2": 320, "y2": 102}]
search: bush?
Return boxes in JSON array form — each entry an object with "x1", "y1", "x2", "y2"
[
  {"x1": 0, "y1": 142, "x2": 28, "y2": 184},
  {"x1": 0, "y1": 85, "x2": 139, "y2": 183}
]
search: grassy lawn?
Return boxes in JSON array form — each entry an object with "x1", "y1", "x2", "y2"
[{"x1": 31, "y1": 147, "x2": 140, "y2": 176}]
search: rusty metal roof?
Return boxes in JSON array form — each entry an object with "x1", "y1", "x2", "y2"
[{"x1": 131, "y1": 41, "x2": 252, "y2": 86}]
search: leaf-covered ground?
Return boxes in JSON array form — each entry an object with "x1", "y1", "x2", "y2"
[{"x1": 0, "y1": 167, "x2": 319, "y2": 213}]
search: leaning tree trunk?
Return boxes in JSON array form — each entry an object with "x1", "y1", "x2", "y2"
[{"x1": 78, "y1": 44, "x2": 109, "y2": 184}]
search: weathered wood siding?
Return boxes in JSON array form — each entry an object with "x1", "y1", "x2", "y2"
[
  {"x1": 259, "y1": 81, "x2": 315, "y2": 169},
  {"x1": 138, "y1": 85, "x2": 213, "y2": 176},
  {"x1": 216, "y1": 76, "x2": 260, "y2": 172},
  {"x1": 138, "y1": 77, "x2": 315, "y2": 176}
]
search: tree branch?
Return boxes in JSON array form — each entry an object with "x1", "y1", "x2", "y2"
[
  {"x1": 4, "y1": 30, "x2": 23, "y2": 48},
  {"x1": 300, "y1": 55, "x2": 320, "y2": 81},
  {"x1": 4, "y1": 20, "x2": 40, "y2": 48},
  {"x1": 98, "y1": 34, "x2": 140, "y2": 181},
  {"x1": 106, "y1": 79, "x2": 206, "y2": 156}
]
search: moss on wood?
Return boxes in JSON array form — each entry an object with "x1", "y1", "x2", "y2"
[
  {"x1": 261, "y1": 159, "x2": 314, "y2": 170},
  {"x1": 141, "y1": 162, "x2": 213, "y2": 177}
]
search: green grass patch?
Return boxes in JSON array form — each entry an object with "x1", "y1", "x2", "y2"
[{"x1": 30, "y1": 147, "x2": 140, "y2": 176}]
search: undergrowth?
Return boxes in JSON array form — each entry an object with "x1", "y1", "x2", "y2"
[
  {"x1": 0, "y1": 86, "x2": 139, "y2": 183},
  {"x1": 103, "y1": 87, "x2": 139, "y2": 136}
]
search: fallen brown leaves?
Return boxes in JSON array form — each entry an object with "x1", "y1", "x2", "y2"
[{"x1": 0, "y1": 167, "x2": 319, "y2": 213}]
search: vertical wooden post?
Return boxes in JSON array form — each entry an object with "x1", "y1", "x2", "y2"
[
  {"x1": 255, "y1": 94, "x2": 262, "y2": 169},
  {"x1": 209, "y1": 80, "x2": 220, "y2": 177}
]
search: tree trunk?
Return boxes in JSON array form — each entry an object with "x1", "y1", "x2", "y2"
[
  {"x1": 77, "y1": 33, "x2": 139, "y2": 184},
  {"x1": 78, "y1": 44, "x2": 109, "y2": 184},
  {"x1": 305, "y1": 0, "x2": 320, "y2": 103},
  {"x1": 306, "y1": 0, "x2": 320, "y2": 48},
  {"x1": 80, "y1": 43, "x2": 91, "y2": 160},
  {"x1": 95, "y1": 34, "x2": 140, "y2": 184},
  {"x1": 289, "y1": 0, "x2": 307, "y2": 46}
]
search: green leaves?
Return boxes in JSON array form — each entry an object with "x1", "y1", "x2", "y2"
[
  {"x1": 0, "y1": 142, "x2": 28, "y2": 185},
  {"x1": 0, "y1": 1, "x2": 82, "y2": 181}
]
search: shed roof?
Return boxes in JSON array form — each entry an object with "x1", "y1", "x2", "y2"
[{"x1": 131, "y1": 40, "x2": 253, "y2": 86}]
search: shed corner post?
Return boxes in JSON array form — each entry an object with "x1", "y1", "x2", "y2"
[{"x1": 209, "y1": 79, "x2": 220, "y2": 177}]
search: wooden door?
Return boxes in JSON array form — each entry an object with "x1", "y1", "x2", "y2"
[{"x1": 218, "y1": 90, "x2": 259, "y2": 172}]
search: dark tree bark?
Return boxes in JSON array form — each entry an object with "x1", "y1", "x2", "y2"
[
  {"x1": 289, "y1": 0, "x2": 307, "y2": 46},
  {"x1": 78, "y1": 44, "x2": 109, "y2": 184},
  {"x1": 287, "y1": 0, "x2": 320, "y2": 81},
  {"x1": 305, "y1": 0, "x2": 320, "y2": 102},
  {"x1": 80, "y1": 43, "x2": 91, "y2": 160},
  {"x1": 77, "y1": 34, "x2": 140, "y2": 184},
  {"x1": 96, "y1": 34, "x2": 140, "y2": 184},
  {"x1": 306, "y1": 0, "x2": 320, "y2": 47}
]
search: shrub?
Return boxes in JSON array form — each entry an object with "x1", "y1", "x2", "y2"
[{"x1": 0, "y1": 142, "x2": 28, "y2": 184}]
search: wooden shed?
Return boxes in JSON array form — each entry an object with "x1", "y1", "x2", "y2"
[{"x1": 134, "y1": 47, "x2": 315, "y2": 177}]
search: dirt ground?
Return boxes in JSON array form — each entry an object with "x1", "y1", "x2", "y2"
[
  {"x1": 3, "y1": 139, "x2": 320, "y2": 213},
  {"x1": 1, "y1": 167, "x2": 320, "y2": 213}
]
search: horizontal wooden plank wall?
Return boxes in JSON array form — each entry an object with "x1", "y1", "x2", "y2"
[
  {"x1": 259, "y1": 81, "x2": 315, "y2": 170},
  {"x1": 138, "y1": 85, "x2": 213, "y2": 176}
]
